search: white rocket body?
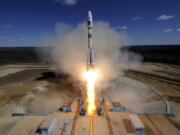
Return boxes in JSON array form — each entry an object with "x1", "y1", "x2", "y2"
[{"x1": 87, "y1": 11, "x2": 95, "y2": 70}]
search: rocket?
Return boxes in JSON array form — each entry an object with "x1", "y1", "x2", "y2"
[{"x1": 87, "y1": 11, "x2": 95, "y2": 70}]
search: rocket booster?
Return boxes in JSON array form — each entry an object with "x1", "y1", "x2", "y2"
[{"x1": 87, "y1": 11, "x2": 95, "y2": 70}]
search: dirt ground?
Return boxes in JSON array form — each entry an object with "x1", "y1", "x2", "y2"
[
  {"x1": 0, "y1": 64, "x2": 80, "y2": 116},
  {"x1": 127, "y1": 62, "x2": 180, "y2": 81},
  {"x1": 140, "y1": 115, "x2": 179, "y2": 135}
]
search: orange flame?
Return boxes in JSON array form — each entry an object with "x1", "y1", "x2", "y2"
[{"x1": 84, "y1": 69, "x2": 98, "y2": 115}]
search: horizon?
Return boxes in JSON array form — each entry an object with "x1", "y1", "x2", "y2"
[{"x1": 1, "y1": 44, "x2": 180, "y2": 48}]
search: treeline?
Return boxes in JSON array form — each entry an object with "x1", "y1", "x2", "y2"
[
  {"x1": 123, "y1": 45, "x2": 180, "y2": 65},
  {"x1": 0, "y1": 45, "x2": 180, "y2": 65},
  {"x1": 0, "y1": 47, "x2": 40, "y2": 64}
]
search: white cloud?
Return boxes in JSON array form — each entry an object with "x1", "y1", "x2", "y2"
[
  {"x1": 2, "y1": 25, "x2": 13, "y2": 28},
  {"x1": 117, "y1": 26, "x2": 128, "y2": 30},
  {"x1": 7, "y1": 39, "x2": 14, "y2": 42},
  {"x1": 174, "y1": 37, "x2": 180, "y2": 39},
  {"x1": 21, "y1": 34, "x2": 25, "y2": 37},
  {"x1": 132, "y1": 17, "x2": 142, "y2": 21},
  {"x1": 0, "y1": 36, "x2": 5, "y2": 40},
  {"x1": 53, "y1": 0, "x2": 80, "y2": 5},
  {"x1": 176, "y1": 28, "x2": 180, "y2": 32},
  {"x1": 157, "y1": 14, "x2": 175, "y2": 20},
  {"x1": 164, "y1": 29, "x2": 173, "y2": 32}
]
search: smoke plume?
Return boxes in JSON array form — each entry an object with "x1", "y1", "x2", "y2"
[
  {"x1": 37, "y1": 21, "x2": 142, "y2": 87},
  {"x1": 34, "y1": 21, "x2": 169, "y2": 114}
]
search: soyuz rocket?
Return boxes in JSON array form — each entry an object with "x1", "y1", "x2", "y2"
[{"x1": 87, "y1": 11, "x2": 95, "y2": 70}]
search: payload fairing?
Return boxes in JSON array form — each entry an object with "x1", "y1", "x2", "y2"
[{"x1": 87, "y1": 11, "x2": 95, "y2": 70}]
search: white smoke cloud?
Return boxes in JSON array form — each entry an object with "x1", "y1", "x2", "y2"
[
  {"x1": 55, "y1": 23, "x2": 74, "y2": 37},
  {"x1": 157, "y1": 14, "x2": 175, "y2": 20},
  {"x1": 35, "y1": 21, "x2": 143, "y2": 113},
  {"x1": 37, "y1": 21, "x2": 141, "y2": 85},
  {"x1": 53, "y1": 0, "x2": 82, "y2": 5}
]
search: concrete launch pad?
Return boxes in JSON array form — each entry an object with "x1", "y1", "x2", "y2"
[
  {"x1": 74, "y1": 116, "x2": 109, "y2": 135},
  {"x1": 109, "y1": 112, "x2": 135, "y2": 135},
  {"x1": 0, "y1": 112, "x2": 76, "y2": 135}
]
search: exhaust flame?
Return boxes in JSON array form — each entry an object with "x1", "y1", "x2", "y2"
[{"x1": 84, "y1": 69, "x2": 98, "y2": 115}]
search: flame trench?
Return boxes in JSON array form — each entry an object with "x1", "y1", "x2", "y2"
[{"x1": 84, "y1": 69, "x2": 98, "y2": 115}]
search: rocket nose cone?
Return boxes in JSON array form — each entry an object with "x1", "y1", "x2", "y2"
[{"x1": 88, "y1": 11, "x2": 92, "y2": 17}]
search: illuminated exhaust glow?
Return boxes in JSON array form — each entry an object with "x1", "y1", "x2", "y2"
[{"x1": 84, "y1": 69, "x2": 98, "y2": 115}]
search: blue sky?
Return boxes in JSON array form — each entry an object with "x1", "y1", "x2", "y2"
[{"x1": 0, "y1": 0, "x2": 180, "y2": 46}]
